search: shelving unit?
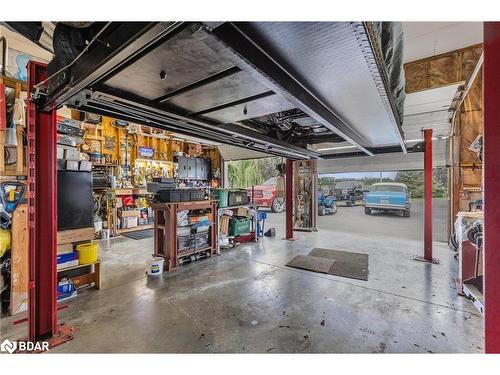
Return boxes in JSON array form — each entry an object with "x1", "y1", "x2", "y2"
[
  {"x1": 151, "y1": 200, "x2": 217, "y2": 271},
  {"x1": 216, "y1": 203, "x2": 258, "y2": 253},
  {"x1": 57, "y1": 260, "x2": 101, "y2": 291}
]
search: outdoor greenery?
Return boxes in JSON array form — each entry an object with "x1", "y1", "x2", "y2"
[
  {"x1": 323, "y1": 167, "x2": 448, "y2": 198},
  {"x1": 227, "y1": 157, "x2": 283, "y2": 188},
  {"x1": 229, "y1": 157, "x2": 449, "y2": 198},
  {"x1": 395, "y1": 168, "x2": 447, "y2": 198}
]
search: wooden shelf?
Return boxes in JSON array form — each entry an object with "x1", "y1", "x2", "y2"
[
  {"x1": 116, "y1": 224, "x2": 153, "y2": 234},
  {"x1": 460, "y1": 163, "x2": 482, "y2": 168},
  {"x1": 178, "y1": 246, "x2": 212, "y2": 258},
  {"x1": 57, "y1": 260, "x2": 100, "y2": 273},
  {"x1": 92, "y1": 163, "x2": 119, "y2": 167}
]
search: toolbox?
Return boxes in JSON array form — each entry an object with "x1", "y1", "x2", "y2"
[{"x1": 229, "y1": 217, "x2": 252, "y2": 236}]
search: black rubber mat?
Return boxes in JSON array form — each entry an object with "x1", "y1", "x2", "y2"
[
  {"x1": 285, "y1": 255, "x2": 336, "y2": 274},
  {"x1": 121, "y1": 229, "x2": 154, "y2": 240},
  {"x1": 308, "y1": 248, "x2": 369, "y2": 281}
]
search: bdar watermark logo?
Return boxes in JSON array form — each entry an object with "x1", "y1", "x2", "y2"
[
  {"x1": 1, "y1": 339, "x2": 49, "y2": 353},
  {"x1": 1, "y1": 339, "x2": 17, "y2": 353}
]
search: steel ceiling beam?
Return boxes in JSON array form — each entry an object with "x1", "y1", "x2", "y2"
[
  {"x1": 70, "y1": 87, "x2": 320, "y2": 159},
  {"x1": 153, "y1": 66, "x2": 242, "y2": 103},
  {"x1": 199, "y1": 22, "x2": 374, "y2": 156},
  {"x1": 191, "y1": 91, "x2": 274, "y2": 116}
]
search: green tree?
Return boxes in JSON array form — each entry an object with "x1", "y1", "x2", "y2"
[
  {"x1": 228, "y1": 157, "x2": 283, "y2": 188},
  {"x1": 395, "y1": 168, "x2": 448, "y2": 198}
]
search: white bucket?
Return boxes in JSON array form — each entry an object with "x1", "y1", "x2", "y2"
[{"x1": 147, "y1": 257, "x2": 165, "y2": 276}]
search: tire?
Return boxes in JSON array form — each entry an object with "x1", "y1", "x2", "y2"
[
  {"x1": 271, "y1": 198, "x2": 285, "y2": 213},
  {"x1": 318, "y1": 206, "x2": 325, "y2": 216},
  {"x1": 403, "y1": 209, "x2": 410, "y2": 218},
  {"x1": 52, "y1": 23, "x2": 89, "y2": 65},
  {"x1": 52, "y1": 23, "x2": 105, "y2": 67},
  {"x1": 364, "y1": 207, "x2": 371, "y2": 215}
]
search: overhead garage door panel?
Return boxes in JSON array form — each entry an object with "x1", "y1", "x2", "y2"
[
  {"x1": 317, "y1": 140, "x2": 448, "y2": 173},
  {"x1": 218, "y1": 144, "x2": 269, "y2": 161}
]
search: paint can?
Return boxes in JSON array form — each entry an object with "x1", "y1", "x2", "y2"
[
  {"x1": 147, "y1": 257, "x2": 164, "y2": 276},
  {"x1": 101, "y1": 229, "x2": 110, "y2": 239}
]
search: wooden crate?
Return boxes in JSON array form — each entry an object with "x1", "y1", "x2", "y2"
[{"x1": 57, "y1": 227, "x2": 94, "y2": 245}]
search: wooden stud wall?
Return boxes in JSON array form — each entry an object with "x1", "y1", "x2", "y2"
[
  {"x1": 404, "y1": 44, "x2": 484, "y2": 228},
  {"x1": 405, "y1": 44, "x2": 483, "y2": 93}
]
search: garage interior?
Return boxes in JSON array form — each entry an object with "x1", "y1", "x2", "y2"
[{"x1": 0, "y1": 20, "x2": 498, "y2": 355}]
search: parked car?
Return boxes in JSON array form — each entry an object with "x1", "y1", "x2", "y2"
[
  {"x1": 247, "y1": 177, "x2": 285, "y2": 213},
  {"x1": 334, "y1": 181, "x2": 364, "y2": 206},
  {"x1": 363, "y1": 182, "x2": 411, "y2": 217}
]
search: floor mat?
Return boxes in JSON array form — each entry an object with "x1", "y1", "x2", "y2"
[
  {"x1": 285, "y1": 255, "x2": 336, "y2": 274},
  {"x1": 308, "y1": 248, "x2": 369, "y2": 281},
  {"x1": 121, "y1": 229, "x2": 154, "y2": 240}
]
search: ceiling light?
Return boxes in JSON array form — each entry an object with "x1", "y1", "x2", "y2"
[
  {"x1": 317, "y1": 145, "x2": 357, "y2": 152},
  {"x1": 405, "y1": 136, "x2": 449, "y2": 143}
]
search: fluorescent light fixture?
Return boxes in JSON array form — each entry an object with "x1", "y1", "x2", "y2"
[
  {"x1": 405, "y1": 136, "x2": 449, "y2": 143},
  {"x1": 317, "y1": 145, "x2": 358, "y2": 152}
]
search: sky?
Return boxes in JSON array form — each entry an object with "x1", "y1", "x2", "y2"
[{"x1": 320, "y1": 172, "x2": 397, "y2": 179}]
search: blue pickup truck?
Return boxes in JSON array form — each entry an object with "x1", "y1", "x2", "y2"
[{"x1": 363, "y1": 183, "x2": 411, "y2": 217}]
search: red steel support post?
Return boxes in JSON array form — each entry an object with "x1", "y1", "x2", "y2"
[
  {"x1": 285, "y1": 159, "x2": 294, "y2": 240},
  {"x1": 484, "y1": 22, "x2": 500, "y2": 354},
  {"x1": 27, "y1": 61, "x2": 58, "y2": 341},
  {"x1": 415, "y1": 129, "x2": 438, "y2": 264},
  {"x1": 423, "y1": 129, "x2": 433, "y2": 260}
]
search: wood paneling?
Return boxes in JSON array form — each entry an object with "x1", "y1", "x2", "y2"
[
  {"x1": 404, "y1": 44, "x2": 482, "y2": 94},
  {"x1": 10, "y1": 204, "x2": 28, "y2": 315}
]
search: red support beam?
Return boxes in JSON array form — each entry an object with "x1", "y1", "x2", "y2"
[
  {"x1": 423, "y1": 129, "x2": 433, "y2": 260},
  {"x1": 484, "y1": 22, "x2": 500, "y2": 354},
  {"x1": 415, "y1": 129, "x2": 438, "y2": 264},
  {"x1": 285, "y1": 159, "x2": 294, "y2": 240},
  {"x1": 27, "y1": 61, "x2": 58, "y2": 341}
]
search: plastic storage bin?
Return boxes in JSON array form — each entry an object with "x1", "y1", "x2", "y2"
[
  {"x1": 190, "y1": 189, "x2": 205, "y2": 201},
  {"x1": 180, "y1": 189, "x2": 191, "y2": 202},
  {"x1": 177, "y1": 234, "x2": 192, "y2": 255},
  {"x1": 214, "y1": 189, "x2": 229, "y2": 208},
  {"x1": 193, "y1": 232, "x2": 210, "y2": 249},
  {"x1": 76, "y1": 242, "x2": 98, "y2": 264},
  {"x1": 228, "y1": 190, "x2": 249, "y2": 206},
  {"x1": 157, "y1": 189, "x2": 181, "y2": 202},
  {"x1": 229, "y1": 217, "x2": 251, "y2": 236}
]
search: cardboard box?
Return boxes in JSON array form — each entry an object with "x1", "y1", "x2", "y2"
[
  {"x1": 57, "y1": 146, "x2": 65, "y2": 159},
  {"x1": 122, "y1": 217, "x2": 138, "y2": 229},
  {"x1": 118, "y1": 209, "x2": 140, "y2": 218},
  {"x1": 57, "y1": 243, "x2": 74, "y2": 255},
  {"x1": 66, "y1": 160, "x2": 79, "y2": 171},
  {"x1": 233, "y1": 207, "x2": 249, "y2": 217},
  {"x1": 79, "y1": 160, "x2": 92, "y2": 171},
  {"x1": 64, "y1": 148, "x2": 80, "y2": 161},
  {"x1": 58, "y1": 227, "x2": 94, "y2": 245}
]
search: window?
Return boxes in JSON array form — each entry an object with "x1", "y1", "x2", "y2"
[{"x1": 370, "y1": 185, "x2": 406, "y2": 193}]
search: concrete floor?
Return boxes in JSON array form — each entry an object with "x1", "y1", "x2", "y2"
[
  {"x1": 317, "y1": 198, "x2": 449, "y2": 242},
  {"x1": 1, "y1": 199, "x2": 483, "y2": 353}
]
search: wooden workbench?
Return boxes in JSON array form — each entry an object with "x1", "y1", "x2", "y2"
[{"x1": 151, "y1": 200, "x2": 217, "y2": 271}]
